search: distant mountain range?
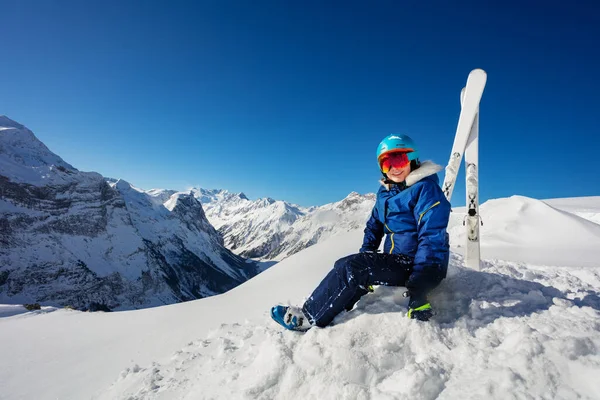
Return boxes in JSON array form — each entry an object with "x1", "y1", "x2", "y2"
[
  {"x1": 132, "y1": 182, "x2": 377, "y2": 262},
  {"x1": 187, "y1": 188, "x2": 375, "y2": 260},
  {"x1": 0, "y1": 116, "x2": 259, "y2": 310}
]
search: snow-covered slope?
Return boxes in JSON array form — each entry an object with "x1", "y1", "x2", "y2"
[
  {"x1": 544, "y1": 196, "x2": 600, "y2": 225},
  {"x1": 1, "y1": 196, "x2": 599, "y2": 400},
  {"x1": 0, "y1": 116, "x2": 258, "y2": 310}
]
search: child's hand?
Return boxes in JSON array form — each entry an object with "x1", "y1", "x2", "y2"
[{"x1": 407, "y1": 303, "x2": 433, "y2": 321}]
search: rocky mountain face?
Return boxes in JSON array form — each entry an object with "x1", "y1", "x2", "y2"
[
  {"x1": 194, "y1": 187, "x2": 376, "y2": 261},
  {"x1": 0, "y1": 116, "x2": 258, "y2": 310}
]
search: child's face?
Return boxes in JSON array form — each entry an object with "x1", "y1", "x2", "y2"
[{"x1": 386, "y1": 163, "x2": 411, "y2": 183}]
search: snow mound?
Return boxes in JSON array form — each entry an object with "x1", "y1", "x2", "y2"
[
  {"x1": 449, "y1": 195, "x2": 600, "y2": 267},
  {"x1": 99, "y1": 254, "x2": 600, "y2": 400}
]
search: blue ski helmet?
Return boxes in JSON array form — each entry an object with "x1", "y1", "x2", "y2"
[{"x1": 376, "y1": 134, "x2": 420, "y2": 164}]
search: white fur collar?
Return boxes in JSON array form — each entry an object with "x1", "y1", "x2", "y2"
[{"x1": 379, "y1": 161, "x2": 443, "y2": 190}]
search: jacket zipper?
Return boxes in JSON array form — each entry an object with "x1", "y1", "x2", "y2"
[
  {"x1": 384, "y1": 223, "x2": 395, "y2": 254},
  {"x1": 418, "y1": 201, "x2": 441, "y2": 225}
]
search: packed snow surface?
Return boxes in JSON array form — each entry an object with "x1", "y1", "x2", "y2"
[{"x1": 1, "y1": 196, "x2": 599, "y2": 400}]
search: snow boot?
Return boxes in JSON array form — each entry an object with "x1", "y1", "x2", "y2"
[{"x1": 270, "y1": 305, "x2": 312, "y2": 331}]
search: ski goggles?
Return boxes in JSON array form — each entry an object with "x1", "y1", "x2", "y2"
[{"x1": 379, "y1": 152, "x2": 410, "y2": 173}]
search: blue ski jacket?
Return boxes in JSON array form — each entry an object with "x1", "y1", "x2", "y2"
[{"x1": 360, "y1": 161, "x2": 451, "y2": 295}]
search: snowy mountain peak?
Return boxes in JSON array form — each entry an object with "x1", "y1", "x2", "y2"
[
  {"x1": 0, "y1": 116, "x2": 76, "y2": 185},
  {"x1": 257, "y1": 197, "x2": 276, "y2": 207},
  {"x1": 0, "y1": 117, "x2": 64, "y2": 163},
  {"x1": 0, "y1": 115, "x2": 25, "y2": 130},
  {"x1": 190, "y1": 187, "x2": 249, "y2": 206},
  {"x1": 115, "y1": 178, "x2": 133, "y2": 191},
  {"x1": 143, "y1": 188, "x2": 178, "y2": 205},
  {"x1": 168, "y1": 191, "x2": 200, "y2": 211},
  {"x1": 337, "y1": 191, "x2": 376, "y2": 211}
]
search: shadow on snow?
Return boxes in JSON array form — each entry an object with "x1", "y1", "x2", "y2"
[{"x1": 336, "y1": 259, "x2": 600, "y2": 332}]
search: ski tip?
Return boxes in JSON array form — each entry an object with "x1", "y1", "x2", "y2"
[{"x1": 469, "y1": 68, "x2": 487, "y2": 78}]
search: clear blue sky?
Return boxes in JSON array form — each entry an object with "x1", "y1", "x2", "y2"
[{"x1": 1, "y1": 1, "x2": 598, "y2": 207}]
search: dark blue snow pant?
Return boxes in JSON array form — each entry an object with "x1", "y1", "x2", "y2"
[{"x1": 302, "y1": 252, "x2": 414, "y2": 328}]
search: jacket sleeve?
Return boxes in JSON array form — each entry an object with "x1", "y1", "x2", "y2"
[
  {"x1": 406, "y1": 181, "x2": 451, "y2": 306},
  {"x1": 359, "y1": 205, "x2": 384, "y2": 253}
]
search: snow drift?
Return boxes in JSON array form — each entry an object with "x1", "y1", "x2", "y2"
[{"x1": 449, "y1": 195, "x2": 600, "y2": 267}]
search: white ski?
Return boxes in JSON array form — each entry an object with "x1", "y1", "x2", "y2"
[
  {"x1": 464, "y1": 108, "x2": 481, "y2": 270},
  {"x1": 441, "y1": 69, "x2": 487, "y2": 201},
  {"x1": 443, "y1": 69, "x2": 486, "y2": 271}
]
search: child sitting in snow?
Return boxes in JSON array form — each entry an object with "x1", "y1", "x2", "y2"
[{"x1": 271, "y1": 134, "x2": 451, "y2": 330}]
